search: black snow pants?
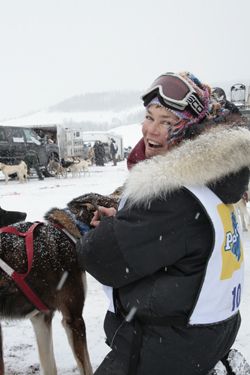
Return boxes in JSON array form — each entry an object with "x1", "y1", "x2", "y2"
[{"x1": 94, "y1": 311, "x2": 241, "y2": 375}]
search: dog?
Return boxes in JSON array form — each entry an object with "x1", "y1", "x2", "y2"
[
  {"x1": 0, "y1": 207, "x2": 27, "y2": 227},
  {"x1": 0, "y1": 161, "x2": 28, "y2": 184},
  {"x1": 70, "y1": 159, "x2": 92, "y2": 178},
  {"x1": 61, "y1": 158, "x2": 76, "y2": 169},
  {"x1": 234, "y1": 191, "x2": 250, "y2": 232},
  {"x1": 47, "y1": 159, "x2": 68, "y2": 178},
  {"x1": 0, "y1": 192, "x2": 119, "y2": 375}
]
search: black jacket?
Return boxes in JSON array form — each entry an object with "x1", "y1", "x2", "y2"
[
  {"x1": 79, "y1": 124, "x2": 250, "y2": 375},
  {"x1": 110, "y1": 141, "x2": 117, "y2": 156}
]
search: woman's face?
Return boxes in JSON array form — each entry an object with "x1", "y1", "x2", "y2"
[{"x1": 142, "y1": 104, "x2": 180, "y2": 158}]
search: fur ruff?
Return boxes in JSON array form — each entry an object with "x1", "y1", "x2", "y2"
[
  {"x1": 124, "y1": 126, "x2": 250, "y2": 206},
  {"x1": 44, "y1": 208, "x2": 81, "y2": 239}
]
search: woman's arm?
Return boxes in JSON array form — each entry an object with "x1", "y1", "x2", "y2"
[{"x1": 76, "y1": 193, "x2": 193, "y2": 288}]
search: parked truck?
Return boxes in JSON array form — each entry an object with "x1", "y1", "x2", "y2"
[
  {"x1": 0, "y1": 125, "x2": 59, "y2": 176},
  {"x1": 29, "y1": 124, "x2": 124, "y2": 161}
]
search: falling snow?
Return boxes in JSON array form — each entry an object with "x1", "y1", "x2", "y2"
[{"x1": 0, "y1": 161, "x2": 250, "y2": 374}]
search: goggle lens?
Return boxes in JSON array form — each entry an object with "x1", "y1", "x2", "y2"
[{"x1": 151, "y1": 75, "x2": 190, "y2": 101}]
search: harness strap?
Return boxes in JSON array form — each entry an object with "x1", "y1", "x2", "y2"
[
  {"x1": 221, "y1": 352, "x2": 235, "y2": 375},
  {"x1": 12, "y1": 273, "x2": 49, "y2": 313},
  {"x1": 0, "y1": 222, "x2": 42, "y2": 277},
  {"x1": 0, "y1": 222, "x2": 50, "y2": 313},
  {"x1": 128, "y1": 319, "x2": 143, "y2": 375}
]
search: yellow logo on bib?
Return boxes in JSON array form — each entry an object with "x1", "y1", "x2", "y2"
[{"x1": 217, "y1": 204, "x2": 243, "y2": 280}]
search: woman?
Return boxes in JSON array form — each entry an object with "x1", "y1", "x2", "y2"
[{"x1": 77, "y1": 72, "x2": 250, "y2": 374}]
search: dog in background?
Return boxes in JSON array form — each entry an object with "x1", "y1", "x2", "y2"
[
  {"x1": 47, "y1": 159, "x2": 68, "y2": 178},
  {"x1": 235, "y1": 191, "x2": 250, "y2": 232},
  {"x1": 70, "y1": 159, "x2": 92, "y2": 177},
  {"x1": 0, "y1": 161, "x2": 28, "y2": 184}
]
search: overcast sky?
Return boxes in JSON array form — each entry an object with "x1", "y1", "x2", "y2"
[{"x1": 0, "y1": 0, "x2": 249, "y2": 119}]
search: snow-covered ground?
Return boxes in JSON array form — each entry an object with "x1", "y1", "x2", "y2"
[{"x1": 0, "y1": 161, "x2": 250, "y2": 374}]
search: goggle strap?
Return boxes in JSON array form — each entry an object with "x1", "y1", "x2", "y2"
[
  {"x1": 186, "y1": 93, "x2": 205, "y2": 115},
  {"x1": 157, "y1": 94, "x2": 187, "y2": 111}
]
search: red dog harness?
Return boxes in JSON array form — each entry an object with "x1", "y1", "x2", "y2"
[{"x1": 0, "y1": 222, "x2": 50, "y2": 313}]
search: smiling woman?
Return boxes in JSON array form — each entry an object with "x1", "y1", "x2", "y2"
[
  {"x1": 76, "y1": 71, "x2": 250, "y2": 375},
  {"x1": 142, "y1": 104, "x2": 180, "y2": 158}
]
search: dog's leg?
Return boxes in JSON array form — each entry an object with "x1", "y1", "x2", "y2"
[
  {"x1": 239, "y1": 202, "x2": 248, "y2": 231},
  {"x1": 84, "y1": 168, "x2": 90, "y2": 177},
  {"x1": 242, "y1": 205, "x2": 249, "y2": 231},
  {"x1": 235, "y1": 202, "x2": 248, "y2": 232},
  {"x1": 240, "y1": 211, "x2": 247, "y2": 231},
  {"x1": 61, "y1": 275, "x2": 92, "y2": 375},
  {"x1": 244, "y1": 203, "x2": 250, "y2": 227},
  {"x1": 0, "y1": 324, "x2": 4, "y2": 375},
  {"x1": 30, "y1": 312, "x2": 57, "y2": 375},
  {"x1": 17, "y1": 172, "x2": 24, "y2": 184},
  {"x1": 62, "y1": 313, "x2": 92, "y2": 375}
]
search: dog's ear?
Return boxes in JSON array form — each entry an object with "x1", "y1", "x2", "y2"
[
  {"x1": 110, "y1": 185, "x2": 123, "y2": 201},
  {"x1": 67, "y1": 194, "x2": 98, "y2": 227}
]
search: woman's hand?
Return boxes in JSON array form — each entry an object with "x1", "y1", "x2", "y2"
[{"x1": 90, "y1": 206, "x2": 117, "y2": 227}]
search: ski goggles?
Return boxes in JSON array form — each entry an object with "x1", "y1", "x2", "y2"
[{"x1": 141, "y1": 72, "x2": 205, "y2": 116}]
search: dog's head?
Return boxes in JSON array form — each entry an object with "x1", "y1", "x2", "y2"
[
  {"x1": 0, "y1": 162, "x2": 4, "y2": 171},
  {"x1": 0, "y1": 207, "x2": 27, "y2": 227},
  {"x1": 44, "y1": 190, "x2": 123, "y2": 237},
  {"x1": 67, "y1": 192, "x2": 121, "y2": 227}
]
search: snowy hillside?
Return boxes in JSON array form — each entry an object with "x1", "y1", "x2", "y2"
[
  {"x1": 1, "y1": 106, "x2": 144, "y2": 130},
  {"x1": 1, "y1": 91, "x2": 145, "y2": 132}
]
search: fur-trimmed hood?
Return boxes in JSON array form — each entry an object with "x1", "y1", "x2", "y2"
[{"x1": 124, "y1": 125, "x2": 250, "y2": 206}]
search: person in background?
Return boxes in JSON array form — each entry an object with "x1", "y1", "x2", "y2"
[
  {"x1": 76, "y1": 72, "x2": 250, "y2": 375},
  {"x1": 110, "y1": 138, "x2": 118, "y2": 166},
  {"x1": 94, "y1": 141, "x2": 105, "y2": 166},
  {"x1": 87, "y1": 145, "x2": 95, "y2": 165},
  {"x1": 82, "y1": 142, "x2": 89, "y2": 160},
  {"x1": 211, "y1": 87, "x2": 240, "y2": 116},
  {"x1": 24, "y1": 149, "x2": 44, "y2": 180},
  {"x1": 123, "y1": 146, "x2": 132, "y2": 159}
]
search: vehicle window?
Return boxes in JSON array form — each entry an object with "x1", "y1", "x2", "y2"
[
  {"x1": 23, "y1": 128, "x2": 41, "y2": 145},
  {"x1": 10, "y1": 128, "x2": 25, "y2": 143},
  {"x1": 0, "y1": 128, "x2": 7, "y2": 142}
]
